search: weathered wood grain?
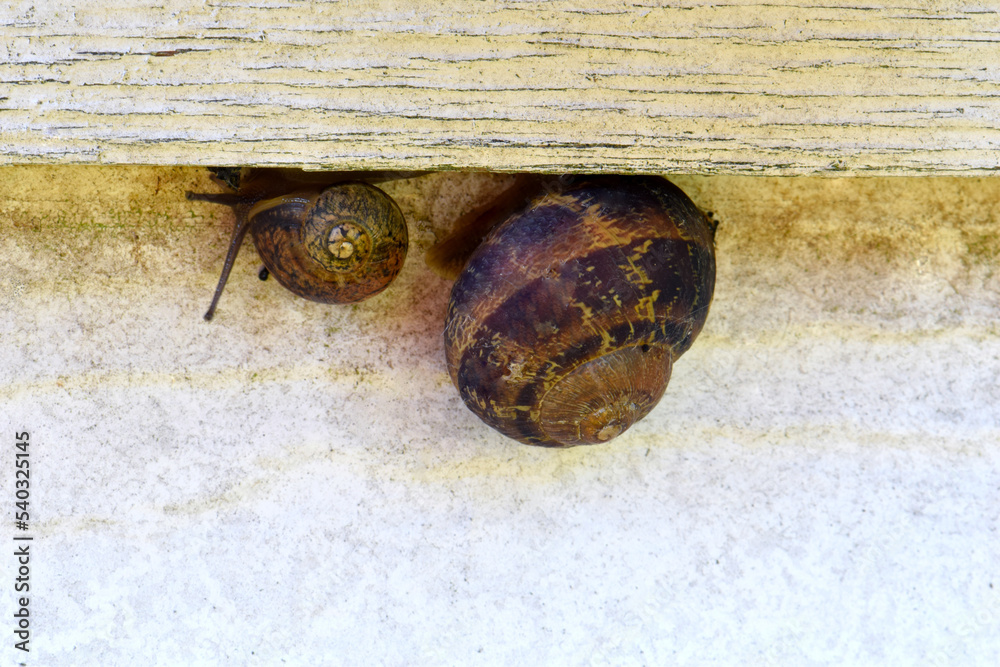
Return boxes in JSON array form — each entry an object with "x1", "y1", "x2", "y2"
[{"x1": 2, "y1": 1, "x2": 999, "y2": 174}]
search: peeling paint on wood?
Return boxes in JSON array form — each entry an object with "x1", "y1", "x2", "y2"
[{"x1": 2, "y1": 1, "x2": 999, "y2": 174}]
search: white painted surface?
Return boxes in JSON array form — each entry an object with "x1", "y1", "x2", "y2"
[
  {"x1": 0, "y1": 167, "x2": 997, "y2": 664},
  {"x1": 2, "y1": 2, "x2": 1000, "y2": 173}
]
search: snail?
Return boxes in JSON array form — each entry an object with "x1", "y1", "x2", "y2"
[
  {"x1": 436, "y1": 175, "x2": 716, "y2": 447},
  {"x1": 187, "y1": 168, "x2": 416, "y2": 320}
]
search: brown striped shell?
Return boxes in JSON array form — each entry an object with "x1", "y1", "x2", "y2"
[
  {"x1": 443, "y1": 176, "x2": 716, "y2": 447},
  {"x1": 189, "y1": 169, "x2": 408, "y2": 321},
  {"x1": 249, "y1": 183, "x2": 407, "y2": 305}
]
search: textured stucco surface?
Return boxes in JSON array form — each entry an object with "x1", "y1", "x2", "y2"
[{"x1": 1, "y1": 167, "x2": 998, "y2": 665}]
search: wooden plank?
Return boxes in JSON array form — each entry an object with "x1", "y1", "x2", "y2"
[{"x1": 2, "y1": 1, "x2": 999, "y2": 174}]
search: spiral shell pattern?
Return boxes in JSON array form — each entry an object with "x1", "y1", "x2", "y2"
[
  {"x1": 250, "y1": 182, "x2": 408, "y2": 304},
  {"x1": 444, "y1": 176, "x2": 716, "y2": 447}
]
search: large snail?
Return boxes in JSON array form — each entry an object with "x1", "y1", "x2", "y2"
[
  {"x1": 435, "y1": 175, "x2": 716, "y2": 448},
  {"x1": 188, "y1": 168, "x2": 414, "y2": 320}
]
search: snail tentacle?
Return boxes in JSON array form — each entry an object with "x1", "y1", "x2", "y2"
[
  {"x1": 185, "y1": 191, "x2": 242, "y2": 207},
  {"x1": 203, "y1": 209, "x2": 253, "y2": 321}
]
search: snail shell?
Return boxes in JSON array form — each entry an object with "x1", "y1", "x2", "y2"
[
  {"x1": 189, "y1": 168, "x2": 409, "y2": 320},
  {"x1": 443, "y1": 175, "x2": 716, "y2": 447},
  {"x1": 248, "y1": 182, "x2": 408, "y2": 304}
]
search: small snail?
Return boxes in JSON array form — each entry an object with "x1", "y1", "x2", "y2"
[
  {"x1": 188, "y1": 168, "x2": 414, "y2": 320},
  {"x1": 438, "y1": 175, "x2": 716, "y2": 447}
]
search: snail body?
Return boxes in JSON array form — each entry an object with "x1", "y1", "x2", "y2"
[
  {"x1": 188, "y1": 169, "x2": 410, "y2": 320},
  {"x1": 443, "y1": 175, "x2": 716, "y2": 447}
]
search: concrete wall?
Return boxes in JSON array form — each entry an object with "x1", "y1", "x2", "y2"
[{"x1": 2, "y1": 167, "x2": 998, "y2": 664}]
